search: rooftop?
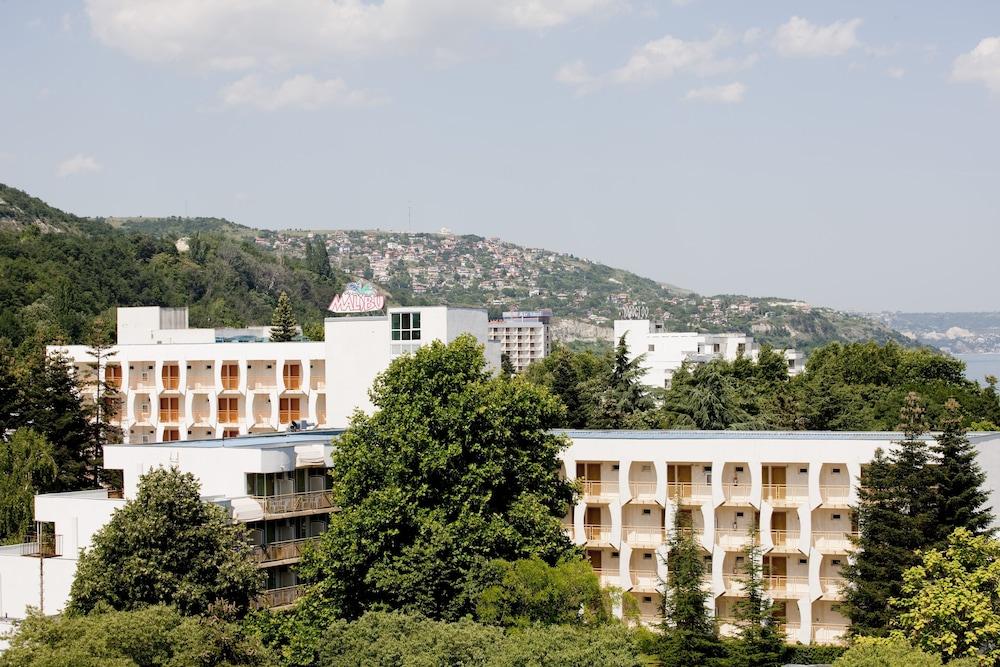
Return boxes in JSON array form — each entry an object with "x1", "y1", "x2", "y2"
[{"x1": 105, "y1": 428, "x2": 344, "y2": 450}]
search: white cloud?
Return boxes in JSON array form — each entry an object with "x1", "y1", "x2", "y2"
[
  {"x1": 886, "y1": 66, "x2": 905, "y2": 79},
  {"x1": 219, "y1": 74, "x2": 384, "y2": 111},
  {"x1": 85, "y1": 0, "x2": 621, "y2": 70},
  {"x1": 773, "y1": 16, "x2": 861, "y2": 58},
  {"x1": 952, "y1": 37, "x2": 1000, "y2": 94},
  {"x1": 56, "y1": 154, "x2": 101, "y2": 177},
  {"x1": 684, "y1": 81, "x2": 746, "y2": 103}
]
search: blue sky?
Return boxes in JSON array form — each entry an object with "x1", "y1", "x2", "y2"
[{"x1": 2, "y1": 1, "x2": 998, "y2": 312}]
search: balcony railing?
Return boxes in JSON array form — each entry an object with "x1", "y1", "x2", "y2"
[
  {"x1": 623, "y1": 525, "x2": 666, "y2": 547},
  {"x1": 769, "y1": 530, "x2": 801, "y2": 551},
  {"x1": 820, "y1": 577, "x2": 844, "y2": 599},
  {"x1": 159, "y1": 410, "x2": 182, "y2": 424},
  {"x1": 764, "y1": 575, "x2": 809, "y2": 596},
  {"x1": 762, "y1": 484, "x2": 808, "y2": 505},
  {"x1": 812, "y1": 531, "x2": 858, "y2": 553},
  {"x1": 250, "y1": 380, "x2": 277, "y2": 390},
  {"x1": 722, "y1": 483, "x2": 751, "y2": 504},
  {"x1": 629, "y1": 482, "x2": 657, "y2": 499},
  {"x1": 820, "y1": 485, "x2": 851, "y2": 506},
  {"x1": 782, "y1": 623, "x2": 802, "y2": 641},
  {"x1": 580, "y1": 480, "x2": 619, "y2": 499},
  {"x1": 631, "y1": 572, "x2": 660, "y2": 590},
  {"x1": 667, "y1": 482, "x2": 712, "y2": 502},
  {"x1": 19, "y1": 535, "x2": 62, "y2": 558},
  {"x1": 255, "y1": 584, "x2": 306, "y2": 609},
  {"x1": 593, "y1": 567, "x2": 618, "y2": 585},
  {"x1": 253, "y1": 490, "x2": 334, "y2": 516},
  {"x1": 812, "y1": 623, "x2": 848, "y2": 645},
  {"x1": 583, "y1": 524, "x2": 612, "y2": 544},
  {"x1": 251, "y1": 537, "x2": 316, "y2": 564},
  {"x1": 716, "y1": 529, "x2": 757, "y2": 549}
]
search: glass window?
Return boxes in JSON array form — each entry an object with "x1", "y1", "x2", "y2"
[{"x1": 391, "y1": 311, "x2": 422, "y2": 344}]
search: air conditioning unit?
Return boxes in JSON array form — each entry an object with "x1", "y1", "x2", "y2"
[{"x1": 288, "y1": 419, "x2": 313, "y2": 431}]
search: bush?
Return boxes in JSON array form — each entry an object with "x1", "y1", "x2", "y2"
[
  {"x1": 833, "y1": 636, "x2": 943, "y2": 667},
  {"x1": 785, "y1": 644, "x2": 847, "y2": 664}
]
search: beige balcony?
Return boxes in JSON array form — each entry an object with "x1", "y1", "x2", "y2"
[
  {"x1": 159, "y1": 410, "x2": 182, "y2": 425},
  {"x1": 254, "y1": 490, "x2": 334, "y2": 517},
  {"x1": 782, "y1": 623, "x2": 802, "y2": 642},
  {"x1": 722, "y1": 483, "x2": 752, "y2": 505},
  {"x1": 629, "y1": 482, "x2": 657, "y2": 501},
  {"x1": 764, "y1": 576, "x2": 809, "y2": 598},
  {"x1": 813, "y1": 531, "x2": 857, "y2": 554},
  {"x1": 584, "y1": 524, "x2": 612, "y2": 545},
  {"x1": 255, "y1": 584, "x2": 306, "y2": 609},
  {"x1": 666, "y1": 482, "x2": 712, "y2": 503},
  {"x1": 716, "y1": 529, "x2": 756, "y2": 550},
  {"x1": 630, "y1": 571, "x2": 660, "y2": 592},
  {"x1": 580, "y1": 480, "x2": 620, "y2": 501},
  {"x1": 769, "y1": 530, "x2": 802, "y2": 553},
  {"x1": 820, "y1": 485, "x2": 851, "y2": 507},
  {"x1": 722, "y1": 574, "x2": 743, "y2": 595},
  {"x1": 593, "y1": 567, "x2": 619, "y2": 586},
  {"x1": 820, "y1": 577, "x2": 845, "y2": 600},
  {"x1": 762, "y1": 484, "x2": 808, "y2": 506},
  {"x1": 251, "y1": 537, "x2": 316, "y2": 565},
  {"x1": 812, "y1": 623, "x2": 848, "y2": 645},
  {"x1": 622, "y1": 525, "x2": 666, "y2": 547}
]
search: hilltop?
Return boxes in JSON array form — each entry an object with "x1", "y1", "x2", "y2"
[{"x1": 0, "y1": 183, "x2": 906, "y2": 352}]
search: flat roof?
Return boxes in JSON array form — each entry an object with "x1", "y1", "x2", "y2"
[
  {"x1": 104, "y1": 428, "x2": 345, "y2": 450},
  {"x1": 556, "y1": 429, "x2": 1000, "y2": 443}
]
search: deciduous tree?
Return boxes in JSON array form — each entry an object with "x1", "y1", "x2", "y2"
[{"x1": 0, "y1": 428, "x2": 57, "y2": 541}]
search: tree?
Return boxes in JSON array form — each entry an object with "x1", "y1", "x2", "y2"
[
  {"x1": 842, "y1": 393, "x2": 938, "y2": 636},
  {"x1": 85, "y1": 316, "x2": 123, "y2": 478},
  {"x1": 0, "y1": 605, "x2": 273, "y2": 667},
  {"x1": 661, "y1": 362, "x2": 762, "y2": 430},
  {"x1": 931, "y1": 399, "x2": 994, "y2": 545},
  {"x1": 305, "y1": 238, "x2": 333, "y2": 279},
  {"x1": 68, "y1": 467, "x2": 262, "y2": 616},
  {"x1": 302, "y1": 322, "x2": 325, "y2": 342},
  {"x1": 0, "y1": 340, "x2": 19, "y2": 437},
  {"x1": 832, "y1": 636, "x2": 960, "y2": 667},
  {"x1": 586, "y1": 333, "x2": 659, "y2": 429},
  {"x1": 269, "y1": 291, "x2": 298, "y2": 342},
  {"x1": 474, "y1": 557, "x2": 612, "y2": 627},
  {"x1": 0, "y1": 428, "x2": 57, "y2": 542},
  {"x1": 893, "y1": 528, "x2": 1000, "y2": 664},
  {"x1": 729, "y1": 528, "x2": 785, "y2": 667},
  {"x1": 655, "y1": 508, "x2": 725, "y2": 667},
  {"x1": 500, "y1": 353, "x2": 516, "y2": 377},
  {"x1": 297, "y1": 335, "x2": 576, "y2": 625},
  {"x1": 523, "y1": 345, "x2": 610, "y2": 429}
]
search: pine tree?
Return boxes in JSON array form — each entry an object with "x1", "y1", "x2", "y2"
[
  {"x1": 586, "y1": 333, "x2": 657, "y2": 428},
  {"x1": 842, "y1": 392, "x2": 937, "y2": 636},
  {"x1": 655, "y1": 506, "x2": 725, "y2": 666},
  {"x1": 500, "y1": 353, "x2": 516, "y2": 377},
  {"x1": 729, "y1": 527, "x2": 785, "y2": 667},
  {"x1": 269, "y1": 292, "x2": 298, "y2": 342},
  {"x1": 931, "y1": 398, "x2": 994, "y2": 545},
  {"x1": 85, "y1": 318, "x2": 123, "y2": 480}
]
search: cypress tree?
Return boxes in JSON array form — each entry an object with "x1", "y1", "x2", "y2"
[
  {"x1": 655, "y1": 506, "x2": 725, "y2": 666},
  {"x1": 269, "y1": 292, "x2": 298, "y2": 342},
  {"x1": 729, "y1": 527, "x2": 785, "y2": 667},
  {"x1": 931, "y1": 398, "x2": 994, "y2": 545},
  {"x1": 842, "y1": 392, "x2": 937, "y2": 636}
]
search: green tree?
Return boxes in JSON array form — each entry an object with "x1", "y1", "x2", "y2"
[
  {"x1": 661, "y1": 362, "x2": 762, "y2": 430},
  {"x1": 893, "y1": 528, "x2": 1000, "y2": 664},
  {"x1": 297, "y1": 335, "x2": 576, "y2": 626},
  {"x1": 302, "y1": 322, "x2": 324, "y2": 342},
  {"x1": 842, "y1": 393, "x2": 937, "y2": 636},
  {"x1": 0, "y1": 341, "x2": 19, "y2": 437},
  {"x1": 0, "y1": 605, "x2": 273, "y2": 667},
  {"x1": 68, "y1": 467, "x2": 262, "y2": 616},
  {"x1": 500, "y1": 353, "x2": 516, "y2": 377},
  {"x1": 524, "y1": 345, "x2": 609, "y2": 428},
  {"x1": 729, "y1": 528, "x2": 785, "y2": 667},
  {"x1": 474, "y1": 557, "x2": 612, "y2": 627},
  {"x1": 931, "y1": 399, "x2": 994, "y2": 545},
  {"x1": 269, "y1": 292, "x2": 298, "y2": 342},
  {"x1": 0, "y1": 428, "x2": 57, "y2": 542},
  {"x1": 586, "y1": 333, "x2": 659, "y2": 429},
  {"x1": 832, "y1": 636, "x2": 953, "y2": 667},
  {"x1": 85, "y1": 317, "x2": 123, "y2": 476},
  {"x1": 655, "y1": 508, "x2": 725, "y2": 667}
]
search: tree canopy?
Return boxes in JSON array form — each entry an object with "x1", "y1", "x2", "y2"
[{"x1": 69, "y1": 467, "x2": 262, "y2": 617}]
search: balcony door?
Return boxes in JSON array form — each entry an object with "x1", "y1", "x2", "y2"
[
  {"x1": 576, "y1": 462, "x2": 601, "y2": 494},
  {"x1": 279, "y1": 398, "x2": 301, "y2": 424},
  {"x1": 162, "y1": 364, "x2": 180, "y2": 390},
  {"x1": 587, "y1": 549, "x2": 602, "y2": 569}
]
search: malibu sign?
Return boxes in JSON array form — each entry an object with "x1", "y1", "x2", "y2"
[{"x1": 328, "y1": 281, "x2": 386, "y2": 313}]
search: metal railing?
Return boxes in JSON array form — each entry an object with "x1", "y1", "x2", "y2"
[
  {"x1": 593, "y1": 567, "x2": 618, "y2": 584},
  {"x1": 631, "y1": 572, "x2": 660, "y2": 590},
  {"x1": 667, "y1": 482, "x2": 713, "y2": 501},
  {"x1": 629, "y1": 482, "x2": 657, "y2": 498},
  {"x1": 820, "y1": 577, "x2": 844, "y2": 599},
  {"x1": 19, "y1": 535, "x2": 62, "y2": 558},
  {"x1": 256, "y1": 584, "x2": 306, "y2": 609},
  {"x1": 769, "y1": 530, "x2": 801, "y2": 550},
  {"x1": 812, "y1": 623, "x2": 848, "y2": 644},
  {"x1": 764, "y1": 575, "x2": 809, "y2": 595},
  {"x1": 820, "y1": 485, "x2": 851, "y2": 505},
  {"x1": 622, "y1": 525, "x2": 666, "y2": 546},
  {"x1": 253, "y1": 490, "x2": 334, "y2": 516},
  {"x1": 251, "y1": 537, "x2": 316, "y2": 564},
  {"x1": 715, "y1": 529, "x2": 757, "y2": 549},
  {"x1": 583, "y1": 524, "x2": 612, "y2": 543},
  {"x1": 580, "y1": 480, "x2": 620, "y2": 498},
  {"x1": 812, "y1": 531, "x2": 858, "y2": 552},
  {"x1": 722, "y1": 483, "x2": 751, "y2": 503},
  {"x1": 762, "y1": 484, "x2": 808, "y2": 504}
]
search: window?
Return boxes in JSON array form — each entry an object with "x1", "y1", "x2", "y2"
[
  {"x1": 832, "y1": 468, "x2": 842, "y2": 474},
  {"x1": 221, "y1": 364, "x2": 239, "y2": 390},
  {"x1": 612, "y1": 464, "x2": 620, "y2": 470},
  {"x1": 611, "y1": 552, "x2": 620, "y2": 558},
  {"x1": 643, "y1": 553, "x2": 653, "y2": 559},
  {"x1": 737, "y1": 343, "x2": 746, "y2": 355},
  {"x1": 641, "y1": 464, "x2": 652, "y2": 472},
  {"x1": 159, "y1": 396, "x2": 180, "y2": 422},
  {"x1": 799, "y1": 559, "x2": 808, "y2": 565},
  {"x1": 735, "y1": 466, "x2": 744, "y2": 472},
  {"x1": 648, "y1": 344, "x2": 655, "y2": 352},
  {"x1": 832, "y1": 514, "x2": 842, "y2": 520},
  {"x1": 218, "y1": 398, "x2": 239, "y2": 424},
  {"x1": 643, "y1": 596, "x2": 652, "y2": 603},
  {"x1": 642, "y1": 509, "x2": 652, "y2": 515},
  {"x1": 283, "y1": 363, "x2": 301, "y2": 390},
  {"x1": 713, "y1": 343, "x2": 720, "y2": 353},
  {"x1": 162, "y1": 428, "x2": 180, "y2": 442},
  {"x1": 279, "y1": 397, "x2": 301, "y2": 424},
  {"x1": 832, "y1": 559, "x2": 842, "y2": 566},
  {"x1": 799, "y1": 468, "x2": 808, "y2": 474},
  {"x1": 162, "y1": 364, "x2": 180, "y2": 390},
  {"x1": 391, "y1": 312, "x2": 422, "y2": 341}
]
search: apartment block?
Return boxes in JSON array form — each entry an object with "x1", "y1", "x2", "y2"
[
  {"x1": 50, "y1": 306, "x2": 500, "y2": 442},
  {"x1": 488, "y1": 309, "x2": 552, "y2": 373},
  {"x1": 0, "y1": 430, "x2": 341, "y2": 617},
  {"x1": 614, "y1": 319, "x2": 804, "y2": 388}
]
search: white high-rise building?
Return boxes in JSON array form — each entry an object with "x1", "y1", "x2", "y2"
[
  {"x1": 488, "y1": 309, "x2": 552, "y2": 373},
  {"x1": 614, "y1": 319, "x2": 804, "y2": 388},
  {"x1": 49, "y1": 305, "x2": 500, "y2": 443}
]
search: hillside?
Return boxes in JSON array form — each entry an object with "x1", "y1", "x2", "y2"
[
  {"x1": 867, "y1": 311, "x2": 1000, "y2": 354},
  {"x1": 0, "y1": 183, "x2": 906, "y2": 353}
]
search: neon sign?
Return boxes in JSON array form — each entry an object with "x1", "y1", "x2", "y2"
[{"x1": 328, "y1": 281, "x2": 386, "y2": 313}]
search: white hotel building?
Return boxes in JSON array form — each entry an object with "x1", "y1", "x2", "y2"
[
  {"x1": 488, "y1": 309, "x2": 552, "y2": 373},
  {"x1": 614, "y1": 319, "x2": 806, "y2": 388},
  {"x1": 49, "y1": 305, "x2": 500, "y2": 443},
  {"x1": 4, "y1": 427, "x2": 1000, "y2": 646}
]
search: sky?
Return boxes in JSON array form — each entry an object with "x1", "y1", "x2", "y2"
[{"x1": 1, "y1": 1, "x2": 999, "y2": 313}]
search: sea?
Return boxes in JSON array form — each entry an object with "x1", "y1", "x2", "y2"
[{"x1": 957, "y1": 353, "x2": 1000, "y2": 385}]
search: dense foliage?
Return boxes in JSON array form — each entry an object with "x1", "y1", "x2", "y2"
[
  {"x1": 69, "y1": 468, "x2": 263, "y2": 617},
  {"x1": 831, "y1": 636, "x2": 976, "y2": 667},
  {"x1": 0, "y1": 428, "x2": 56, "y2": 541},
  {"x1": 297, "y1": 335, "x2": 577, "y2": 626},
  {"x1": 0, "y1": 606, "x2": 272, "y2": 667}
]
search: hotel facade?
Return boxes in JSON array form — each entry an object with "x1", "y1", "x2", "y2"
[
  {"x1": 49, "y1": 305, "x2": 500, "y2": 443},
  {"x1": 488, "y1": 309, "x2": 552, "y2": 373},
  {"x1": 4, "y1": 427, "x2": 1000, "y2": 646}
]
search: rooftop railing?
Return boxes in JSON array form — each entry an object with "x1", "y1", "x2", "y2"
[{"x1": 19, "y1": 535, "x2": 62, "y2": 558}]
